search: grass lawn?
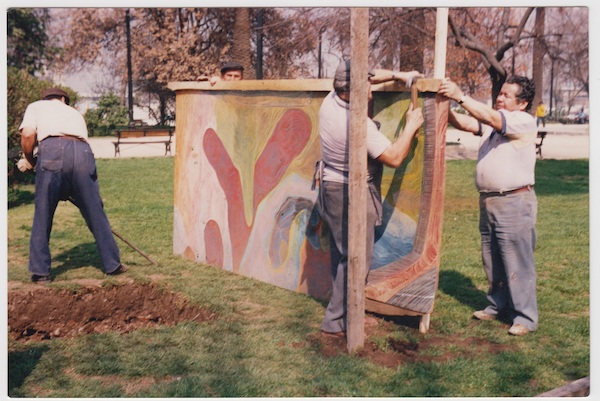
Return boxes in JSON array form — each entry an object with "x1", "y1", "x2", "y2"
[{"x1": 6, "y1": 157, "x2": 590, "y2": 397}]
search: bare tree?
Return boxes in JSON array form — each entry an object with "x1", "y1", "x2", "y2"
[
  {"x1": 49, "y1": 6, "x2": 587, "y2": 122},
  {"x1": 448, "y1": 7, "x2": 535, "y2": 104},
  {"x1": 370, "y1": 8, "x2": 431, "y2": 73}
]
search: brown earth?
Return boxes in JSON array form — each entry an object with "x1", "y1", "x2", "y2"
[
  {"x1": 8, "y1": 282, "x2": 509, "y2": 369},
  {"x1": 310, "y1": 327, "x2": 509, "y2": 368},
  {"x1": 8, "y1": 282, "x2": 216, "y2": 342}
]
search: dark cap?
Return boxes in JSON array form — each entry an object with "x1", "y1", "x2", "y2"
[
  {"x1": 220, "y1": 61, "x2": 244, "y2": 74},
  {"x1": 42, "y1": 88, "x2": 70, "y2": 105},
  {"x1": 334, "y1": 59, "x2": 374, "y2": 83}
]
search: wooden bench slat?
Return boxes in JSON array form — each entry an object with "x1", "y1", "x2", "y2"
[{"x1": 113, "y1": 127, "x2": 174, "y2": 156}]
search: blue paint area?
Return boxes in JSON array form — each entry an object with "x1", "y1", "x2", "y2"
[{"x1": 372, "y1": 205, "x2": 416, "y2": 269}]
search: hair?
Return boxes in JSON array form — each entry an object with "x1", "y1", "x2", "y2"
[
  {"x1": 333, "y1": 78, "x2": 350, "y2": 94},
  {"x1": 43, "y1": 94, "x2": 64, "y2": 102},
  {"x1": 505, "y1": 75, "x2": 535, "y2": 112}
]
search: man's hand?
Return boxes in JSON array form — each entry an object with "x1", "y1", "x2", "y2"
[
  {"x1": 405, "y1": 103, "x2": 424, "y2": 137},
  {"x1": 369, "y1": 69, "x2": 423, "y2": 86},
  {"x1": 438, "y1": 78, "x2": 464, "y2": 102},
  {"x1": 400, "y1": 71, "x2": 424, "y2": 87},
  {"x1": 20, "y1": 127, "x2": 38, "y2": 170},
  {"x1": 17, "y1": 158, "x2": 34, "y2": 172}
]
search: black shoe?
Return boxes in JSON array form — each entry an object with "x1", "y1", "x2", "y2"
[
  {"x1": 31, "y1": 274, "x2": 53, "y2": 283},
  {"x1": 107, "y1": 264, "x2": 128, "y2": 275}
]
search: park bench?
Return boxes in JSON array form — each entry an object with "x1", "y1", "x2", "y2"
[
  {"x1": 113, "y1": 126, "x2": 175, "y2": 157},
  {"x1": 536, "y1": 130, "x2": 547, "y2": 159}
]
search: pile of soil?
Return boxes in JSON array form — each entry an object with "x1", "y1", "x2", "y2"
[{"x1": 8, "y1": 283, "x2": 216, "y2": 342}]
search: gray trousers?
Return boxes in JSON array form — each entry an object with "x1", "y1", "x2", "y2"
[
  {"x1": 479, "y1": 189, "x2": 538, "y2": 330},
  {"x1": 317, "y1": 181, "x2": 379, "y2": 333}
]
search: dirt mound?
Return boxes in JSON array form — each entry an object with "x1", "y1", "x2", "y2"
[
  {"x1": 8, "y1": 283, "x2": 216, "y2": 342},
  {"x1": 310, "y1": 324, "x2": 510, "y2": 369}
]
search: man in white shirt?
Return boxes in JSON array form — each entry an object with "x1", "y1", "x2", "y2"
[
  {"x1": 439, "y1": 76, "x2": 538, "y2": 336},
  {"x1": 19, "y1": 88, "x2": 126, "y2": 283},
  {"x1": 317, "y1": 60, "x2": 424, "y2": 337}
]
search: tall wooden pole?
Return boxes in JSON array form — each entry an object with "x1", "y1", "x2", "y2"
[
  {"x1": 347, "y1": 7, "x2": 369, "y2": 353},
  {"x1": 126, "y1": 9, "x2": 134, "y2": 124},
  {"x1": 434, "y1": 8, "x2": 448, "y2": 79}
]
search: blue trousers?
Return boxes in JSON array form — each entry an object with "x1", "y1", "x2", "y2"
[
  {"x1": 29, "y1": 137, "x2": 121, "y2": 276},
  {"x1": 317, "y1": 181, "x2": 379, "y2": 333},
  {"x1": 479, "y1": 189, "x2": 538, "y2": 330}
]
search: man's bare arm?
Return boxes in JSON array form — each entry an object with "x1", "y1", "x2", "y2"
[{"x1": 20, "y1": 127, "x2": 37, "y2": 168}]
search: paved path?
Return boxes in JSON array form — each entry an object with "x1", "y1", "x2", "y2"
[
  {"x1": 88, "y1": 123, "x2": 589, "y2": 161},
  {"x1": 444, "y1": 123, "x2": 589, "y2": 160},
  {"x1": 88, "y1": 136, "x2": 177, "y2": 159}
]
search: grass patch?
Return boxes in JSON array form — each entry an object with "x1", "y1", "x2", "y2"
[{"x1": 7, "y1": 157, "x2": 589, "y2": 397}]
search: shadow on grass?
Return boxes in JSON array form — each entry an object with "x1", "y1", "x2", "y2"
[
  {"x1": 8, "y1": 188, "x2": 35, "y2": 209},
  {"x1": 438, "y1": 270, "x2": 516, "y2": 326},
  {"x1": 535, "y1": 159, "x2": 589, "y2": 196},
  {"x1": 52, "y1": 243, "x2": 104, "y2": 277},
  {"x1": 8, "y1": 344, "x2": 49, "y2": 397},
  {"x1": 438, "y1": 270, "x2": 488, "y2": 311}
]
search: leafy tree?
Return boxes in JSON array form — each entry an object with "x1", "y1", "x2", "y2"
[
  {"x1": 7, "y1": 8, "x2": 66, "y2": 188},
  {"x1": 84, "y1": 93, "x2": 129, "y2": 137},
  {"x1": 6, "y1": 67, "x2": 77, "y2": 186},
  {"x1": 7, "y1": 8, "x2": 57, "y2": 75}
]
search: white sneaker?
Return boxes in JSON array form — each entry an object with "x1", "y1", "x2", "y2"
[
  {"x1": 508, "y1": 324, "x2": 530, "y2": 336},
  {"x1": 472, "y1": 310, "x2": 496, "y2": 321}
]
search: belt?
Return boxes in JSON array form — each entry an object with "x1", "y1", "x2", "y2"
[
  {"x1": 45, "y1": 135, "x2": 86, "y2": 142},
  {"x1": 480, "y1": 185, "x2": 533, "y2": 197}
]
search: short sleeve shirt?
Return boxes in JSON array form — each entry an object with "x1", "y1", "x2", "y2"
[
  {"x1": 476, "y1": 109, "x2": 537, "y2": 192},
  {"x1": 318, "y1": 91, "x2": 391, "y2": 183},
  {"x1": 19, "y1": 99, "x2": 88, "y2": 141}
]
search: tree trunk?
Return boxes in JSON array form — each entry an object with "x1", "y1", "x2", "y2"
[
  {"x1": 532, "y1": 7, "x2": 546, "y2": 114},
  {"x1": 233, "y1": 8, "x2": 253, "y2": 79}
]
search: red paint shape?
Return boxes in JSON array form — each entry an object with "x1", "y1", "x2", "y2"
[
  {"x1": 204, "y1": 220, "x2": 224, "y2": 267},
  {"x1": 202, "y1": 110, "x2": 311, "y2": 272},
  {"x1": 253, "y1": 109, "x2": 311, "y2": 211},
  {"x1": 203, "y1": 128, "x2": 250, "y2": 270}
]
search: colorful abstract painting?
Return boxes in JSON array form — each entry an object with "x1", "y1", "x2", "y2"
[{"x1": 170, "y1": 80, "x2": 446, "y2": 315}]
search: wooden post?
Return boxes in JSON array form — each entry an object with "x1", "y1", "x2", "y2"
[
  {"x1": 347, "y1": 7, "x2": 369, "y2": 353},
  {"x1": 434, "y1": 8, "x2": 449, "y2": 79},
  {"x1": 417, "y1": 7, "x2": 448, "y2": 333}
]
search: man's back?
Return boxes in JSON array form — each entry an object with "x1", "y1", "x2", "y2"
[{"x1": 20, "y1": 99, "x2": 88, "y2": 141}]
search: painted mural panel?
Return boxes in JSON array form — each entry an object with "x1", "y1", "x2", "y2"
[{"x1": 169, "y1": 80, "x2": 446, "y2": 314}]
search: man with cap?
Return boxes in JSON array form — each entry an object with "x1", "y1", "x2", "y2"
[
  {"x1": 315, "y1": 60, "x2": 424, "y2": 337},
  {"x1": 218, "y1": 61, "x2": 244, "y2": 81},
  {"x1": 198, "y1": 61, "x2": 245, "y2": 86},
  {"x1": 18, "y1": 87, "x2": 127, "y2": 283}
]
